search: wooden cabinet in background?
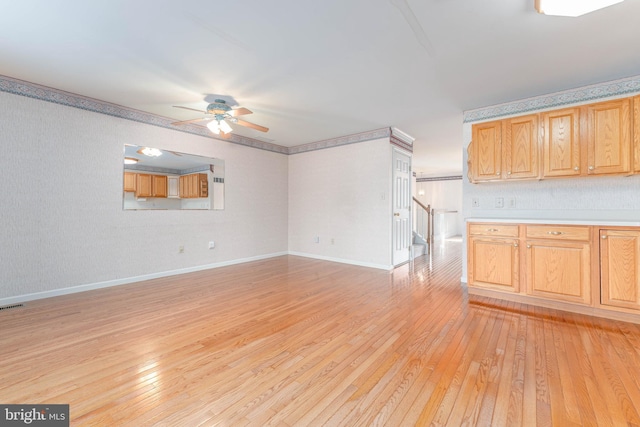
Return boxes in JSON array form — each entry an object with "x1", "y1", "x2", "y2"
[
  {"x1": 179, "y1": 173, "x2": 208, "y2": 198},
  {"x1": 468, "y1": 94, "x2": 640, "y2": 183},
  {"x1": 467, "y1": 223, "x2": 519, "y2": 293},
  {"x1": 587, "y1": 98, "x2": 632, "y2": 175},
  {"x1": 634, "y1": 96, "x2": 640, "y2": 172},
  {"x1": 469, "y1": 116, "x2": 540, "y2": 182},
  {"x1": 524, "y1": 225, "x2": 591, "y2": 305},
  {"x1": 151, "y1": 175, "x2": 167, "y2": 198},
  {"x1": 600, "y1": 229, "x2": 640, "y2": 312},
  {"x1": 504, "y1": 114, "x2": 539, "y2": 180},
  {"x1": 123, "y1": 172, "x2": 136, "y2": 192},
  {"x1": 470, "y1": 120, "x2": 502, "y2": 182},
  {"x1": 542, "y1": 107, "x2": 581, "y2": 177},
  {"x1": 136, "y1": 174, "x2": 153, "y2": 197},
  {"x1": 467, "y1": 221, "x2": 640, "y2": 323},
  {"x1": 125, "y1": 172, "x2": 168, "y2": 198}
]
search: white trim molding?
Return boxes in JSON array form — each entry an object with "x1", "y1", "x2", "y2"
[{"x1": 0, "y1": 252, "x2": 288, "y2": 307}]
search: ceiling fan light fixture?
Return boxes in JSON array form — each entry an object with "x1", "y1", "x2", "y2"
[
  {"x1": 535, "y1": 0, "x2": 624, "y2": 16},
  {"x1": 207, "y1": 120, "x2": 221, "y2": 134},
  {"x1": 124, "y1": 157, "x2": 138, "y2": 165},
  {"x1": 137, "y1": 147, "x2": 163, "y2": 157},
  {"x1": 219, "y1": 120, "x2": 233, "y2": 134}
]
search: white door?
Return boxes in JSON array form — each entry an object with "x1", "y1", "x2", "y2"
[{"x1": 392, "y1": 149, "x2": 412, "y2": 266}]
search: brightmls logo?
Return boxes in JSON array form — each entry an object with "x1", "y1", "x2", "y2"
[{"x1": 0, "y1": 405, "x2": 69, "y2": 426}]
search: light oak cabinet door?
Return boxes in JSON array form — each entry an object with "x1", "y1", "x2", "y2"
[
  {"x1": 123, "y1": 172, "x2": 136, "y2": 192},
  {"x1": 600, "y1": 230, "x2": 640, "y2": 311},
  {"x1": 504, "y1": 114, "x2": 539, "y2": 180},
  {"x1": 634, "y1": 96, "x2": 640, "y2": 172},
  {"x1": 542, "y1": 107, "x2": 581, "y2": 177},
  {"x1": 470, "y1": 120, "x2": 502, "y2": 182},
  {"x1": 179, "y1": 174, "x2": 208, "y2": 198},
  {"x1": 587, "y1": 98, "x2": 631, "y2": 175},
  {"x1": 136, "y1": 174, "x2": 153, "y2": 197},
  {"x1": 525, "y1": 239, "x2": 591, "y2": 305},
  {"x1": 152, "y1": 175, "x2": 167, "y2": 198},
  {"x1": 468, "y1": 236, "x2": 519, "y2": 292}
]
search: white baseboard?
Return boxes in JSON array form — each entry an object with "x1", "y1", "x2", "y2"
[
  {"x1": 287, "y1": 251, "x2": 393, "y2": 271},
  {"x1": 0, "y1": 252, "x2": 288, "y2": 307}
]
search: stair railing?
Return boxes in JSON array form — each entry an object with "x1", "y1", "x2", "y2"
[{"x1": 413, "y1": 197, "x2": 432, "y2": 246}]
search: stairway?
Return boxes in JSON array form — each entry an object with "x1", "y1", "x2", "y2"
[{"x1": 412, "y1": 231, "x2": 428, "y2": 259}]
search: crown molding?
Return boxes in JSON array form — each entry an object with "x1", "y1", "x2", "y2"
[
  {"x1": 0, "y1": 74, "x2": 407, "y2": 156},
  {"x1": 287, "y1": 128, "x2": 392, "y2": 154},
  {"x1": 464, "y1": 74, "x2": 640, "y2": 123},
  {"x1": 0, "y1": 74, "x2": 288, "y2": 154}
]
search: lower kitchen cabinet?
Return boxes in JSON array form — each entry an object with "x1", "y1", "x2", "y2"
[
  {"x1": 467, "y1": 221, "x2": 640, "y2": 323},
  {"x1": 525, "y1": 238, "x2": 591, "y2": 305},
  {"x1": 468, "y1": 236, "x2": 519, "y2": 292},
  {"x1": 600, "y1": 229, "x2": 640, "y2": 311}
]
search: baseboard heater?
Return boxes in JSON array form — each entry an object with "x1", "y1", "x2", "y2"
[{"x1": 0, "y1": 303, "x2": 24, "y2": 311}]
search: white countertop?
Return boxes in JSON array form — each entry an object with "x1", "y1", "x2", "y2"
[{"x1": 466, "y1": 218, "x2": 640, "y2": 227}]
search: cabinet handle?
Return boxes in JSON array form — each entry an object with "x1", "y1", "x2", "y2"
[
  {"x1": 527, "y1": 244, "x2": 531, "y2": 248},
  {"x1": 602, "y1": 235, "x2": 607, "y2": 239},
  {"x1": 513, "y1": 243, "x2": 519, "y2": 248},
  {"x1": 507, "y1": 171, "x2": 512, "y2": 175},
  {"x1": 573, "y1": 166, "x2": 579, "y2": 171},
  {"x1": 547, "y1": 231, "x2": 563, "y2": 235},
  {"x1": 487, "y1": 228, "x2": 499, "y2": 232},
  {"x1": 496, "y1": 172, "x2": 500, "y2": 176},
  {"x1": 588, "y1": 166, "x2": 594, "y2": 171}
]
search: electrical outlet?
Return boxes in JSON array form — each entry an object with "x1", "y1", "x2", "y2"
[
  {"x1": 495, "y1": 197, "x2": 504, "y2": 208},
  {"x1": 178, "y1": 245, "x2": 184, "y2": 253},
  {"x1": 314, "y1": 236, "x2": 320, "y2": 243},
  {"x1": 331, "y1": 238, "x2": 335, "y2": 245},
  {"x1": 507, "y1": 197, "x2": 516, "y2": 208},
  {"x1": 472, "y1": 198, "x2": 480, "y2": 208},
  {"x1": 208, "y1": 241, "x2": 215, "y2": 249}
]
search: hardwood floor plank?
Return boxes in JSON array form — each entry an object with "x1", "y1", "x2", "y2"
[{"x1": 2, "y1": 241, "x2": 640, "y2": 425}]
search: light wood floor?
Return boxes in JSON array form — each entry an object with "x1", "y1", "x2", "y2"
[{"x1": 2, "y1": 241, "x2": 640, "y2": 426}]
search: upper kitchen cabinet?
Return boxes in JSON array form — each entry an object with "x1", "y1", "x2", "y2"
[
  {"x1": 586, "y1": 98, "x2": 632, "y2": 175},
  {"x1": 542, "y1": 107, "x2": 581, "y2": 177},
  {"x1": 504, "y1": 114, "x2": 540, "y2": 180},
  {"x1": 634, "y1": 96, "x2": 640, "y2": 173},
  {"x1": 470, "y1": 120, "x2": 502, "y2": 182},
  {"x1": 468, "y1": 94, "x2": 640, "y2": 183}
]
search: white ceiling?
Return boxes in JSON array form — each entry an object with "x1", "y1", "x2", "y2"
[{"x1": 2, "y1": 0, "x2": 640, "y2": 176}]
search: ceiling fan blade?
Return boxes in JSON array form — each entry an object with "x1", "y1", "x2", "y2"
[
  {"x1": 171, "y1": 117, "x2": 212, "y2": 126},
  {"x1": 228, "y1": 107, "x2": 253, "y2": 117},
  {"x1": 173, "y1": 105, "x2": 207, "y2": 114},
  {"x1": 235, "y1": 118, "x2": 269, "y2": 132}
]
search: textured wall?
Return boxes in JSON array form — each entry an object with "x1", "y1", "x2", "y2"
[
  {"x1": 0, "y1": 91, "x2": 288, "y2": 301},
  {"x1": 288, "y1": 138, "x2": 392, "y2": 269}
]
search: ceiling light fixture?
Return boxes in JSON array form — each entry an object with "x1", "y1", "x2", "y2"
[
  {"x1": 207, "y1": 119, "x2": 233, "y2": 135},
  {"x1": 535, "y1": 0, "x2": 624, "y2": 17},
  {"x1": 219, "y1": 120, "x2": 233, "y2": 134},
  {"x1": 207, "y1": 120, "x2": 220, "y2": 134},
  {"x1": 137, "y1": 147, "x2": 163, "y2": 157},
  {"x1": 124, "y1": 157, "x2": 138, "y2": 165}
]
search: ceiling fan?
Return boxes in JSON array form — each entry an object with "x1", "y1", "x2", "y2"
[{"x1": 171, "y1": 99, "x2": 269, "y2": 137}]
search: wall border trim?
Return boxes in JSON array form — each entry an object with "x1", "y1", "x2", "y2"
[
  {"x1": 0, "y1": 74, "x2": 407, "y2": 156},
  {"x1": 464, "y1": 74, "x2": 640, "y2": 123}
]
